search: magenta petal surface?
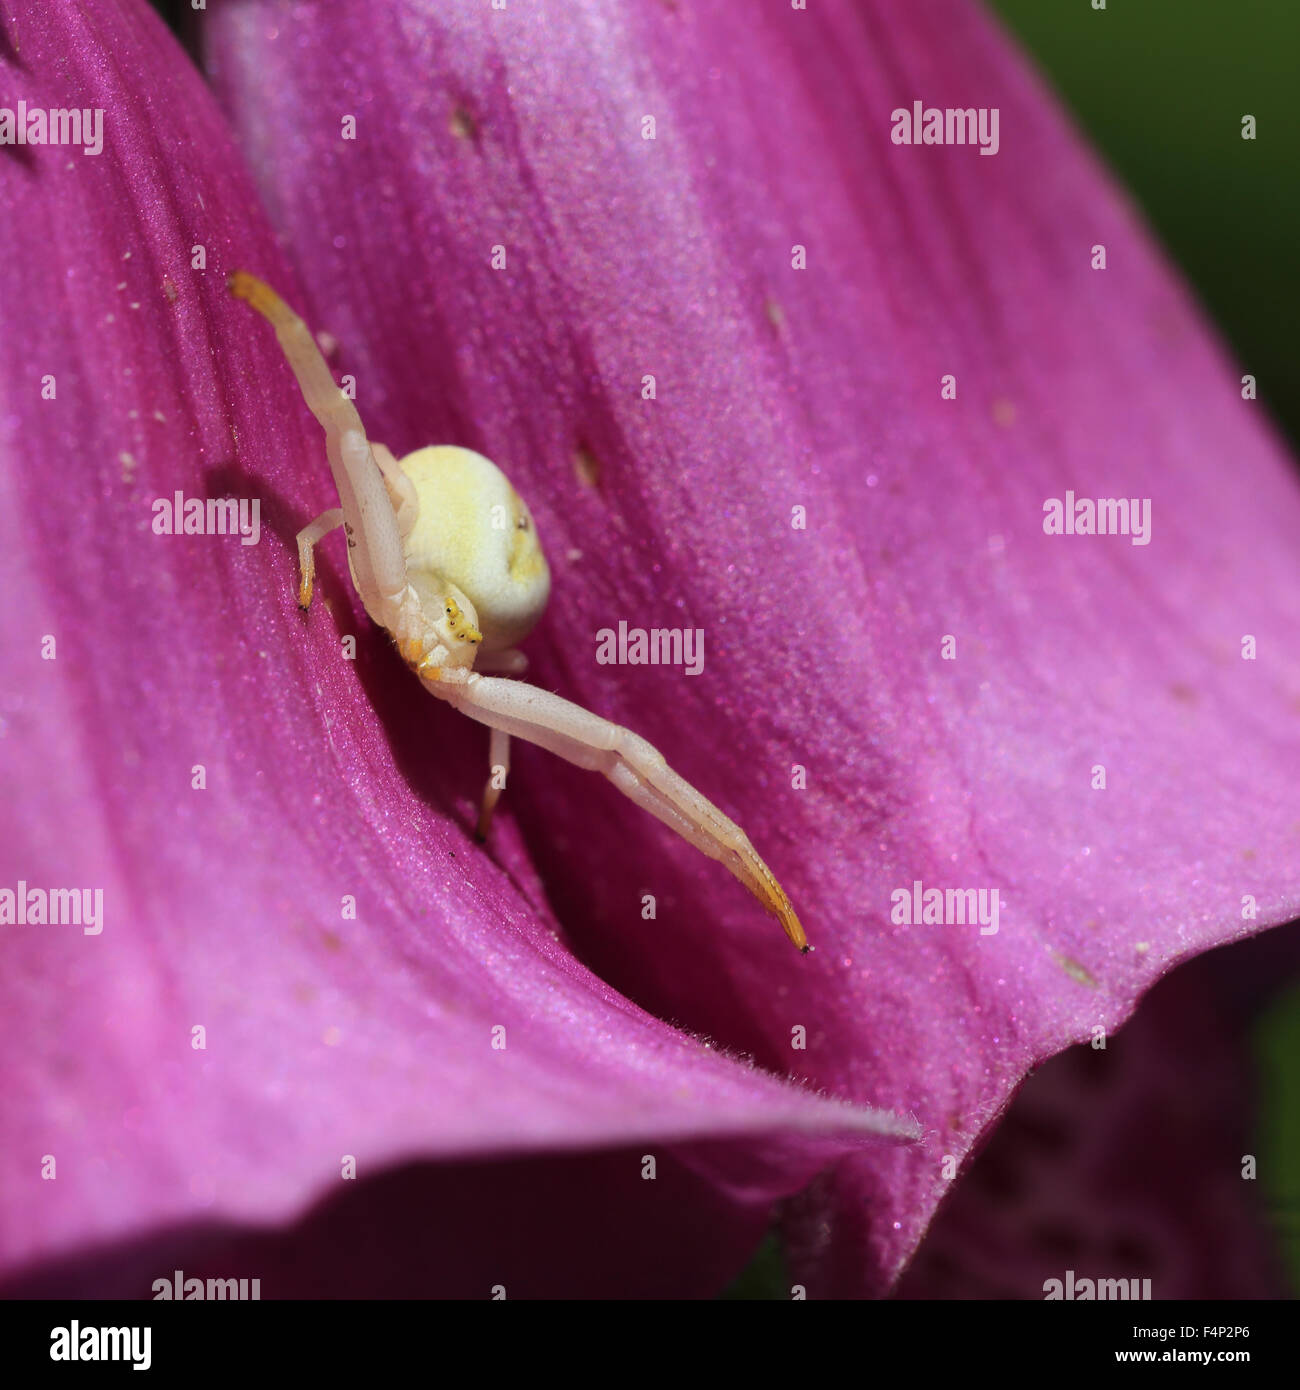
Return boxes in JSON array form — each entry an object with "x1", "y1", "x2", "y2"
[
  {"x1": 5, "y1": 1140, "x2": 810, "y2": 1299},
  {"x1": 206, "y1": 0, "x2": 1300, "y2": 1291},
  {"x1": 0, "y1": 1, "x2": 913, "y2": 1284},
  {"x1": 895, "y1": 929, "x2": 1300, "y2": 1300}
]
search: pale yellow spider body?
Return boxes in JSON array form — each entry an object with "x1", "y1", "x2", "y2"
[
  {"x1": 398, "y1": 445, "x2": 550, "y2": 655},
  {"x1": 230, "y1": 272, "x2": 808, "y2": 953}
]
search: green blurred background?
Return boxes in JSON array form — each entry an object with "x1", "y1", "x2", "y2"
[{"x1": 991, "y1": 0, "x2": 1299, "y2": 447}]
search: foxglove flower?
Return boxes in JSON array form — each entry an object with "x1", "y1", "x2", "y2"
[
  {"x1": 1, "y1": 0, "x2": 1297, "y2": 1297},
  {"x1": 0, "y1": 0, "x2": 911, "y2": 1298}
]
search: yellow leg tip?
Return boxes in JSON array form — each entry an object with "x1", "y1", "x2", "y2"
[
  {"x1": 782, "y1": 908, "x2": 810, "y2": 954},
  {"x1": 759, "y1": 881, "x2": 809, "y2": 954},
  {"x1": 228, "y1": 271, "x2": 291, "y2": 326}
]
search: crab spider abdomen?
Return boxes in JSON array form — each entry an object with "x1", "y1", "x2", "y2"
[{"x1": 397, "y1": 446, "x2": 550, "y2": 653}]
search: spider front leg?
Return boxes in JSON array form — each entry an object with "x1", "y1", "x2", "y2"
[
  {"x1": 230, "y1": 272, "x2": 415, "y2": 631},
  {"x1": 438, "y1": 674, "x2": 808, "y2": 952}
]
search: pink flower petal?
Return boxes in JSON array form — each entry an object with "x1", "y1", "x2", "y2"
[
  {"x1": 0, "y1": 0, "x2": 912, "y2": 1288},
  {"x1": 205, "y1": 0, "x2": 1300, "y2": 1292},
  {"x1": 5, "y1": 1139, "x2": 818, "y2": 1299},
  {"x1": 894, "y1": 928, "x2": 1300, "y2": 1299}
]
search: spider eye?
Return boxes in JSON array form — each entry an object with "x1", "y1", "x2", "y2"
[{"x1": 516, "y1": 516, "x2": 529, "y2": 530}]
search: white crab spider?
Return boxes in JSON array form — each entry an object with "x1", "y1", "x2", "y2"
[{"x1": 230, "y1": 272, "x2": 808, "y2": 953}]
